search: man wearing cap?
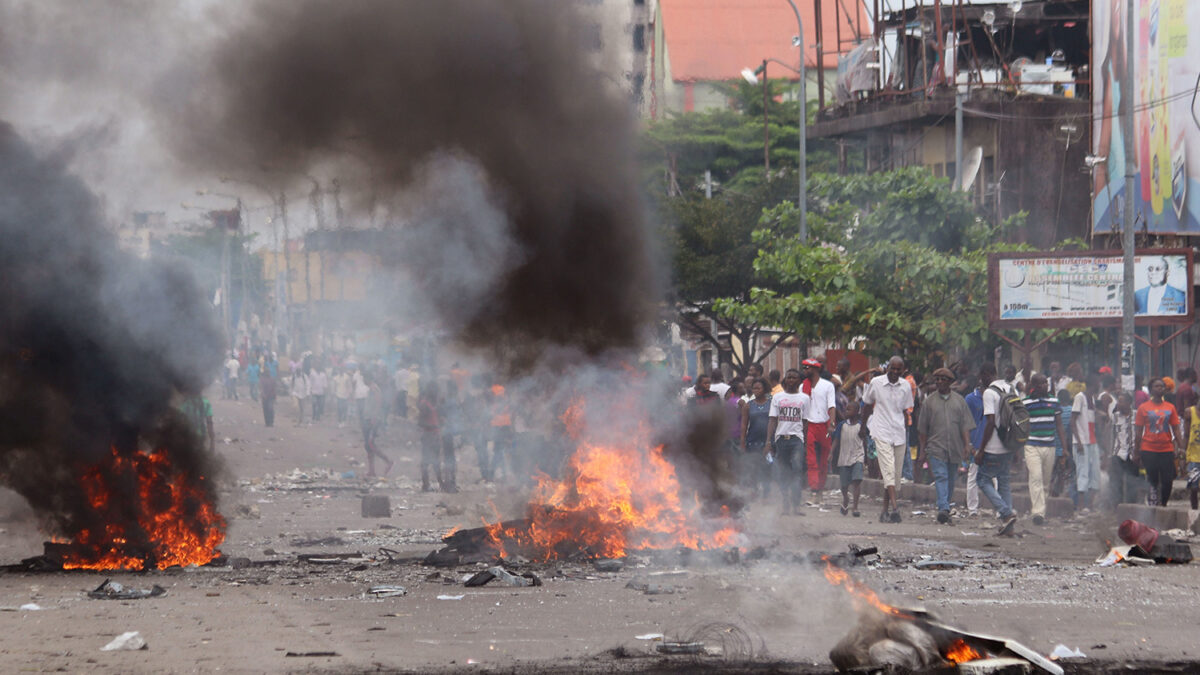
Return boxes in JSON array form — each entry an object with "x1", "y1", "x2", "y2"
[
  {"x1": 917, "y1": 368, "x2": 975, "y2": 524},
  {"x1": 802, "y1": 358, "x2": 837, "y2": 509},
  {"x1": 861, "y1": 356, "x2": 914, "y2": 523}
]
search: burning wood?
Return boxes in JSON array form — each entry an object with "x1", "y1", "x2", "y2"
[
  {"x1": 432, "y1": 397, "x2": 740, "y2": 564},
  {"x1": 823, "y1": 559, "x2": 1063, "y2": 674},
  {"x1": 41, "y1": 446, "x2": 225, "y2": 571}
]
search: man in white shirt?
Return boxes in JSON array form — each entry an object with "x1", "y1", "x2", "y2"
[
  {"x1": 861, "y1": 356, "x2": 914, "y2": 523},
  {"x1": 802, "y1": 358, "x2": 837, "y2": 510},
  {"x1": 764, "y1": 368, "x2": 810, "y2": 515},
  {"x1": 708, "y1": 370, "x2": 731, "y2": 400},
  {"x1": 224, "y1": 353, "x2": 241, "y2": 400},
  {"x1": 976, "y1": 362, "x2": 1018, "y2": 535}
]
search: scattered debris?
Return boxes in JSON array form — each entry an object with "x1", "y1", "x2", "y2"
[
  {"x1": 593, "y1": 559, "x2": 623, "y2": 572},
  {"x1": 1116, "y1": 520, "x2": 1193, "y2": 563},
  {"x1": 634, "y1": 633, "x2": 664, "y2": 641},
  {"x1": 290, "y1": 536, "x2": 346, "y2": 547},
  {"x1": 232, "y1": 504, "x2": 261, "y2": 519},
  {"x1": 366, "y1": 585, "x2": 407, "y2": 598},
  {"x1": 656, "y1": 641, "x2": 704, "y2": 655},
  {"x1": 101, "y1": 632, "x2": 148, "y2": 651},
  {"x1": 1049, "y1": 644, "x2": 1086, "y2": 660},
  {"x1": 19, "y1": 603, "x2": 41, "y2": 611},
  {"x1": 464, "y1": 566, "x2": 542, "y2": 588},
  {"x1": 914, "y1": 560, "x2": 965, "y2": 570},
  {"x1": 362, "y1": 495, "x2": 391, "y2": 518},
  {"x1": 88, "y1": 579, "x2": 166, "y2": 600},
  {"x1": 285, "y1": 651, "x2": 339, "y2": 657},
  {"x1": 437, "y1": 594, "x2": 465, "y2": 600}
]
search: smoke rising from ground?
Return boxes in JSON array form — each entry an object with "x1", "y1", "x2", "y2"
[
  {"x1": 156, "y1": 0, "x2": 656, "y2": 372},
  {"x1": 0, "y1": 122, "x2": 223, "y2": 543}
]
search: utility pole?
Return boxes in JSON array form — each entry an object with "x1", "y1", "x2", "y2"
[
  {"x1": 954, "y1": 92, "x2": 964, "y2": 189},
  {"x1": 784, "y1": 0, "x2": 807, "y2": 243},
  {"x1": 761, "y1": 59, "x2": 770, "y2": 176},
  {"x1": 1120, "y1": 0, "x2": 1136, "y2": 392}
]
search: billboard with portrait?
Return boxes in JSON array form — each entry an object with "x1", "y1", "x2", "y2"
[
  {"x1": 988, "y1": 249, "x2": 1193, "y2": 329},
  {"x1": 1092, "y1": 0, "x2": 1200, "y2": 234}
]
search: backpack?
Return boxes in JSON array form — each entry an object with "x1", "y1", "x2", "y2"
[{"x1": 988, "y1": 384, "x2": 1030, "y2": 451}]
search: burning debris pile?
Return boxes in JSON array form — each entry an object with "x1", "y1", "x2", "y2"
[
  {"x1": 824, "y1": 560, "x2": 1063, "y2": 674},
  {"x1": 0, "y1": 124, "x2": 226, "y2": 571},
  {"x1": 429, "y1": 396, "x2": 740, "y2": 565}
]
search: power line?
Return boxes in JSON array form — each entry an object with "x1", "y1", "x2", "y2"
[{"x1": 958, "y1": 85, "x2": 1199, "y2": 122}]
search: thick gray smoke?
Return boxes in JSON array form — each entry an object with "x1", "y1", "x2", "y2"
[
  {"x1": 0, "y1": 122, "x2": 224, "y2": 549},
  {"x1": 155, "y1": 0, "x2": 656, "y2": 373}
]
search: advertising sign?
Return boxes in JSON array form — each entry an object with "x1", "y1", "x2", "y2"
[
  {"x1": 1092, "y1": 0, "x2": 1200, "y2": 234},
  {"x1": 988, "y1": 249, "x2": 1193, "y2": 329}
]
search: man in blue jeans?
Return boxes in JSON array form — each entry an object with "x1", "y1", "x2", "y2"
[
  {"x1": 975, "y1": 363, "x2": 1018, "y2": 535},
  {"x1": 917, "y1": 368, "x2": 975, "y2": 525}
]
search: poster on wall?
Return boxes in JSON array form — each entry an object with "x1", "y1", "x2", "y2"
[
  {"x1": 1092, "y1": 0, "x2": 1200, "y2": 234},
  {"x1": 988, "y1": 249, "x2": 1193, "y2": 329}
]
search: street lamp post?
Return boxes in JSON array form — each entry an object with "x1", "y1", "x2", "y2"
[{"x1": 783, "y1": 0, "x2": 807, "y2": 243}]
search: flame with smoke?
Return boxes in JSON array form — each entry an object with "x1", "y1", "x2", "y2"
[{"x1": 483, "y1": 393, "x2": 740, "y2": 561}]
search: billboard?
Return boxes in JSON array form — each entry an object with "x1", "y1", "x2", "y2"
[
  {"x1": 1092, "y1": 0, "x2": 1200, "y2": 234},
  {"x1": 988, "y1": 249, "x2": 1193, "y2": 329}
]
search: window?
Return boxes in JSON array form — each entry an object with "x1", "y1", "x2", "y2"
[{"x1": 633, "y1": 24, "x2": 645, "y2": 52}]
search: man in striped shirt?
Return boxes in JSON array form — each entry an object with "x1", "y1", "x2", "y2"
[{"x1": 1023, "y1": 373, "x2": 1067, "y2": 525}]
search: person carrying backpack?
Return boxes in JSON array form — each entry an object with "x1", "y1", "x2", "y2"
[{"x1": 975, "y1": 363, "x2": 1021, "y2": 535}]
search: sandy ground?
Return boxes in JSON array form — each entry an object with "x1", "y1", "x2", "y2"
[{"x1": 0, "y1": 391, "x2": 1199, "y2": 674}]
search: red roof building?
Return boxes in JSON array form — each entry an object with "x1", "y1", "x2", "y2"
[{"x1": 647, "y1": 0, "x2": 868, "y2": 116}]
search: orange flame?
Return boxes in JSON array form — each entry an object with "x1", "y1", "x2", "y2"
[
  {"x1": 480, "y1": 396, "x2": 739, "y2": 560},
  {"x1": 821, "y1": 557, "x2": 912, "y2": 618},
  {"x1": 943, "y1": 639, "x2": 983, "y2": 664},
  {"x1": 60, "y1": 446, "x2": 226, "y2": 570}
]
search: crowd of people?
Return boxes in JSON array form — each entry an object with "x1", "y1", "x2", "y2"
[
  {"x1": 684, "y1": 356, "x2": 1200, "y2": 535},
  {"x1": 214, "y1": 348, "x2": 582, "y2": 495}
]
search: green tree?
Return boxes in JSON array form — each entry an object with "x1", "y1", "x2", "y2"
[{"x1": 715, "y1": 170, "x2": 1094, "y2": 370}]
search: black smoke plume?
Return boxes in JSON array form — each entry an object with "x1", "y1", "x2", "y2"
[
  {"x1": 0, "y1": 122, "x2": 224, "y2": 561},
  {"x1": 156, "y1": 0, "x2": 655, "y2": 373}
]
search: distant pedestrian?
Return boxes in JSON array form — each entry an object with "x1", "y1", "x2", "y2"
[
  {"x1": 740, "y1": 378, "x2": 773, "y2": 500},
  {"x1": 964, "y1": 380, "x2": 986, "y2": 517},
  {"x1": 833, "y1": 401, "x2": 864, "y2": 517},
  {"x1": 917, "y1": 367, "x2": 974, "y2": 525},
  {"x1": 310, "y1": 365, "x2": 328, "y2": 422},
  {"x1": 333, "y1": 366, "x2": 352, "y2": 426},
  {"x1": 224, "y1": 353, "x2": 240, "y2": 400},
  {"x1": 417, "y1": 381, "x2": 442, "y2": 492},
  {"x1": 362, "y1": 372, "x2": 393, "y2": 478},
  {"x1": 489, "y1": 383, "x2": 515, "y2": 482},
  {"x1": 802, "y1": 358, "x2": 837, "y2": 510},
  {"x1": 1022, "y1": 374, "x2": 1066, "y2": 525},
  {"x1": 1135, "y1": 378, "x2": 1184, "y2": 507},
  {"x1": 246, "y1": 359, "x2": 261, "y2": 402},
  {"x1": 1182, "y1": 394, "x2": 1200, "y2": 530},
  {"x1": 976, "y1": 363, "x2": 1018, "y2": 535},
  {"x1": 179, "y1": 393, "x2": 215, "y2": 454},
  {"x1": 439, "y1": 380, "x2": 462, "y2": 493},
  {"x1": 861, "y1": 356, "x2": 914, "y2": 524},
  {"x1": 765, "y1": 368, "x2": 810, "y2": 515},
  {"x1": 1108, "y1": 392, "x2": 1139, "y2": 507},
  {"x1": 1072, "y1": 374, "x2": 1102, "y2": 509},
  {"x1": 291, "y1": 365, "x2": 310, "y2": 426},
  {"x1": 687, "y1": 374, "x2": 719, "y2": 406},
  {"x1": 259, "y1": 370, "x2": 277, "y2": 428}
]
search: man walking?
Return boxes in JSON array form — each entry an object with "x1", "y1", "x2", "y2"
[
  {"x1": 764, "y1": 368, "x2": 810, "y2": 515},
  {"x1": 861, "y1": 356, "x2": 914, "y2": 523},
  {"x1": 1023, "y1": 373, "x2": 1067, "y2": 525},
  {"x1": 260, "y1": 368, "x2": 277, "y2": 428},
  {"x1": 917, "y1": 367, "x2": 975, "y2": 524},
  {"x1": 976, "y1": 363, "x2": 1018, "y2": 535},
  {"x1": 802, "y1": 358, "x2": 837, "y2": 509}
]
